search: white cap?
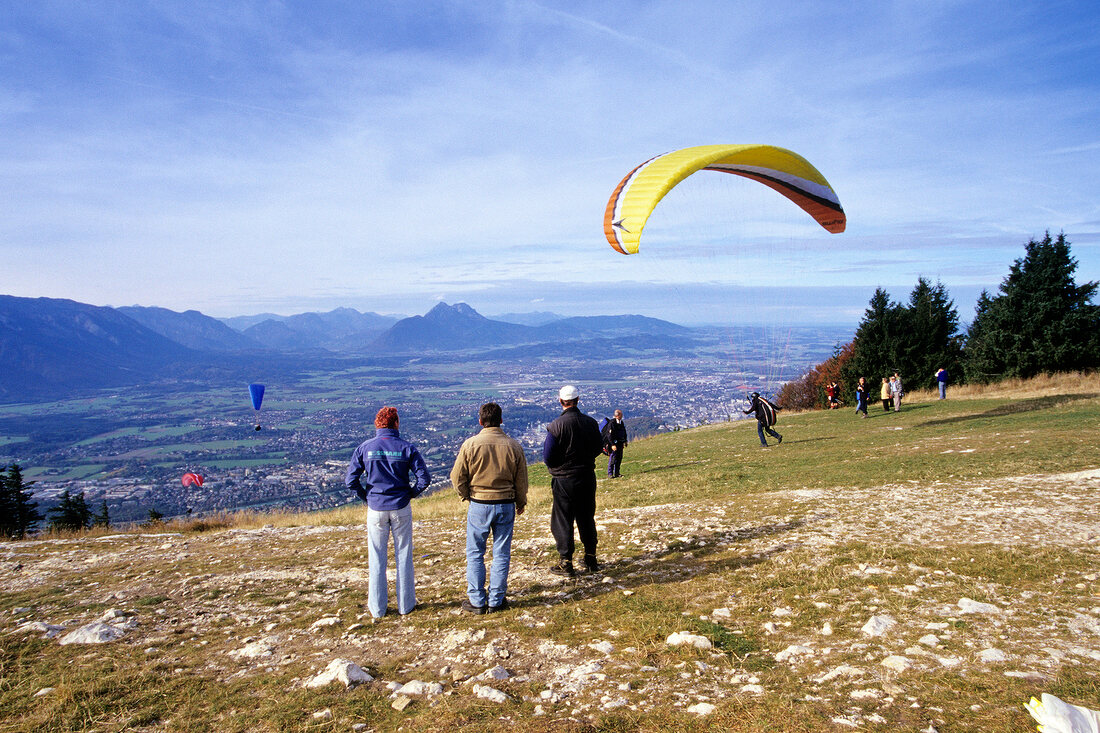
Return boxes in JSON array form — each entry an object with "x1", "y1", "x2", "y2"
[{"x1": 558, "y1": 385, "x2": 580, "y2": 401}]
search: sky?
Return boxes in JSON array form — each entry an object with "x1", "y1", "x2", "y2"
[{"x1": 2, "y1": 1, "x2": 1098, "y2": 326}]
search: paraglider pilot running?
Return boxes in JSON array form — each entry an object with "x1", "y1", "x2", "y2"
[{"x1": 744, "y1": 392, "x2": 783, "y2": 447}]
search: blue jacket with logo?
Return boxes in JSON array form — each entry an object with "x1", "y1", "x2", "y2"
[{"x1": 345, "y1": 428, "x2": 431, "y2": 511}]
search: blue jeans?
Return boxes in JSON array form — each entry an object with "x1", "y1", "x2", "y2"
[
  {"x1": 938, "y1": 382, "x2": 946, "y2": 399},
  {"x1": 466, "y1": 502, "x2": 515, "y2": 608},
  {"x1": 757, "y1": 420, "x2": 781, "y2": 446},
  {"x1": 367, "y1": 504, "x2": 416, "y2": 617}
]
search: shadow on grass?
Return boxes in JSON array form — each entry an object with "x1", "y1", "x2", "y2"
[
  {"x1": 633, "y1": 461, "x2": 709, "y2": 475},
  {"x1": 919, "y1": 393, "x2": 1100, "y2": 427},
  {"x1": 515, "y1": 517, "x2": 810, "y2": 609}
]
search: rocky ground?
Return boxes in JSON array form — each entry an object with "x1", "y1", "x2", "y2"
[{"x1": 4, "y1": 468, "x2": 1100, "y2": 730}]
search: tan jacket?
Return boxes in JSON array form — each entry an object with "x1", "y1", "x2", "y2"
[{"x1": 450, "y1": 427, "x2": 528, "y2": 511}]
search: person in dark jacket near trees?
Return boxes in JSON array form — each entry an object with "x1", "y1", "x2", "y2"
[
  {"x1": 602, "y1": 409, "x2": 628, "y2": 478},
  {"x1": 346, "y1": 406, "x2": 431, "y2": 620},
  {"x1": 543, "y1": 385, "x2": 604, "y2": 578},
  {"x1": 743, "y1": 392, "x2": 783, "y2": 447},
  {"x1": 855, "y1": 377, "x2": 868, "y2": 418}
]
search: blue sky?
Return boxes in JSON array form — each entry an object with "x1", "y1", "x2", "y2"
[{"x1": 2, "y1": 1, "x2": 1098, "y2": 326}]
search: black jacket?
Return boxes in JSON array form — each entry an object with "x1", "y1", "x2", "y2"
[{"x1": 543, "y1": 406, "x2": 603, "y2": 477}]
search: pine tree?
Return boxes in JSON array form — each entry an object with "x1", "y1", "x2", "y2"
[
  {"x1": 899, "y1": 277, "x2": 963, "y2": 389},
  {"x1": 0, "y1": 466, "x2": 14, "y2": 538},
  {"x1": 92, "y1": 500, "x2": 110, "y2": 529},
  {"x1": 8, "y1": 464, "x2": 42, "y2": 539},
  {"x1": 964, "y1": 232, "x2": 1100, "y2": 381},
  {"x1": 841, "y1": 287, "x2": 905, "y2": 391},
  {"x1": 47, "y1": 489, "x2": 91, "y2": 533}
]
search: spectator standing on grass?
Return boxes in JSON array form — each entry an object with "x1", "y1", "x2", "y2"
[
  {"x1": 936, "y1": 367, "x2": 949, "y2": 400},
  {"x1": 892, "y1": 372, "x2": 904, "y2": 412},
  {"x1": 602, "y1": 409, "x2": 628, "y2": 478},
  {"x1": 543, "y1": 385, "x2": 605, "y2": 578},
  {"x1": 880, "y1": 377, "x2": 892, "y2": 412},
  {"x1": 451, "y1": 402, "x2": 528, "y2": 615},
  {"x1": 855, "y1": 377, "x2": 868, "y2": 418},
  {"x1": 346, "y1": 406, "x2": 431, "y2": 620}
]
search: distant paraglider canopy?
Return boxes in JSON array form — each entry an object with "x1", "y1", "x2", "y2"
[
  {"x1": 604, "y1": 144, "x2": 845, "y2": 255},
  {"x1": 181, "y1": 472, "x2": 204, "y2": 488},
  {"x1": 248, "y1": 383, "x2": 265, "y2": 431}
]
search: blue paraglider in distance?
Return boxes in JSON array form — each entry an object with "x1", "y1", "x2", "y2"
[{"x1": 248, "y1": 383, "x2": 265, "y2": 430}]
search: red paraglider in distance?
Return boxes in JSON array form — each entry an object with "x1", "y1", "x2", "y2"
[{"x1": 181, "y1": 472, "x2": 204, "y2": 488}]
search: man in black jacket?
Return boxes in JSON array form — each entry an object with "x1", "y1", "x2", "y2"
[
  {"x1": 542, "y1": 385, "x2": 604, "y2": 577},
  {"x1": 743, "y1": 392, "x2": 783, "y2": 447}
]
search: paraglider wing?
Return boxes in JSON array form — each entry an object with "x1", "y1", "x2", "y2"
[
  {"x1": 181, "y1": 472, "x2": 204, "y2": 488},
  {"x1": 248, "y1": 383, "x2": 265, "y2": 411},
  {"x1": 603, "y1": 144, "x2": 846, "y2": 255}
]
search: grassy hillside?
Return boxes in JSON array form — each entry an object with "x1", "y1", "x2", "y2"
[{"x1": 2, "y1": 374, "x2": 1098, "y2": 731}]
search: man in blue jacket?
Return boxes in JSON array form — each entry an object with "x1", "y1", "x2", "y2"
[
  {"x1": 543, "y1": 385, "x2": 604, "y2": 577},
  {"x1": 346, "y1": 406, "x2": 431, "y2": 619}
]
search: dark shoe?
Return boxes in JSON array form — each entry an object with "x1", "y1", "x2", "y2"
[
  {"x1": 550, "y1": 559, "x2": 576, "y2": 577},
  {"x1": 776, "y1": 434, "x2": 783, "y2": 444},
  {"x1": 487, "y1": 599, "x2": 510, "y2": 613},
  {"x1": 583, "y1": 554, "x2": 601, "y2": 572},
  {"x1": 461, "y1": 598, "x2": 486, "y2": 615}
]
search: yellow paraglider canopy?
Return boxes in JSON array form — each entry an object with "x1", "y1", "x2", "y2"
[{"x1": 604, "y1": 144, "x2": 846, "y2": 255}]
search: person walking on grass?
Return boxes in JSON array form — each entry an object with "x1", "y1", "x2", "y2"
[
  {"x1": 543, "y1": 385, "x2": 604, "y2": 578},
  {"x1": 855, "y1": 376, "x2": 868, "y2": 418},
  {"x1": 346, "y1": 406, "x2": 431, "y2": 620},
  {"x1": 935, "y1": 367, "x2": 949, "y2": 400},
  {"x1": 880, "y1": 377, "x2": 892, "y2": 412},
  {"x1": 451, "y1": 402, "x2": 528, "y2": 615},
  {"x1": 602, "y1": 409, "x2": 628, "y2": 478},
  {"x1": 744, "y1": 391, "x2": 782, "y2": 447}
]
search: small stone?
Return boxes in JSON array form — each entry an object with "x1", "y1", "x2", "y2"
[
  {"x1": 478, "y1": 665, "x2": 512, "y2": 681},
  {"x1": 666, "y1": 631, "x2": 712, "y2": 650},
  {"x1": 861, "y1": 615, "x2": 896, "y2": 637},
  {"x1": 472, "y1": 684, "x2": 509, "y2": 704},
  {"x1": 775, "y1": 644, "x2": 814, "y2": 662},
  {"x1": 391, "y1": 695, "x2": 412, "y2": 711},
  {"x1": 978, "y1": 648, "x2": 1008, "y2": 663},
  {"x1": 918, "y1": 634, "x2": 939, "y2": 647},
  {"x1": 310, "y1": 616, "x2": 341, "y2": 629},
  {"x1": 590, "y1": 640, "x2": 614, "y2": 655},
  {"x1": 958, "y1": 598, "x2": 1001, "y2": 615},
  {"x1": 305, "y1": 659, "x2": 373, "y2": 688},
  {"x1": 312, "y1": 708, "x2": 333, "y2": 720},
  {"x1": 394, "y1": 680, "x2": 443, "y2": 697},
  {"x1": 712, "y1": 607, "x2": 732, "y2": 619},
  {"x1": 881, "y1": 655, "x2": 912, "y2": 673},
  {"x1": 34, "y1": 687, "x2": 55, "y2": 697},
  {"x1": 821, "y1": 622, "x2": 833, "y2": 636},
  {"x1": 741, "y1": 684, "x2": 765, "y2": 694},
  {"x1": 686, "y1": 702, "x2": 716, "y2": 715}
]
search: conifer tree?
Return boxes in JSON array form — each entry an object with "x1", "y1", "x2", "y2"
[
  {"x1": 1, "y1": 464, "x2": 42, "y2": 539},
  {"x1": 93, "y1": 500, "x2": 110, "y2": 529},
  {"x1": 47, "y1": 489, "x2": 92, "y2": 533},
  {"x1": 963, "y1": 232, "x2": 1100, "y2": 381},
  {"x1": 841, "y1": 287, "x2": 905, "y2": 391},
  {"x1": 0, "y1": 466, "x2": 14, "y2": 538},
  {"x1": 899, "y1": 277, "x2": 963, "y2": 389}
]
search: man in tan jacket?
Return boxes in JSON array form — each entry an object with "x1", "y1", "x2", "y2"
[{"x1": 451, "y1": 402, "x2": 528, "y2": 614}]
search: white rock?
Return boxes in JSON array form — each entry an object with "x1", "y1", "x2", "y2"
[
  {"x1": 937, "y1": 656, "x2": 962, "y2": 667},
  {"x1": 472, "y1": 684, "x2": 509, "y2": 704},
  {"x1": 741, "y1": 684, "x2": 765, "y2": 694},
  {"x1": 312, "y1": 708, "x2": 332, "y2": 720},
  {"x1": 305, "y1": 659, "x2": 374, "y2": 689},
  {"x1": 958, "y1": 598, "x2": 1001, "y2": 615},
  {"x1": 978, "y1": 648, "x2": 1008, "y2": 663},
  {"x1": 775, "y1": 645, "x2": 814, "y2": 662},
  {"x1": 820, "y1": 622, "x2": 833, "y2": 636},
  {"x1": 395, "y1": 680, "x2": 443, "y2": 697},
  {"x1": 310, "y1": 616, "x2": 341, "y2": 629},
  {"x1": 16, "y1": 621, "x2": 65, "y2": 638},
  {"x1": 832, "y1": 716, "x2": 861, "y2": 728},
  {"x1": 814, "y1": 665, "x2": 865, "y2": 683},
  {"x1": 881, "y1": 655, "x2": 912, "y2": 673},
  {"x1": 686, "y1": 702, "x2": 717, "y2": 715},
  {"x1": 861, "y1": 615, "x2": 896, "y2": 637},
  {"x1": 34, "y1": 687, "x2": 55, "y2": 697},
  {"x1": 772, "y1": 607, "x2": 793, "y2": 617},
  {"x1": 712, "y1": 607, "x2": 732, "y2": 619},
  {"x1": 589, "y1": 640, "x2": 614, "y2": 655},
  {"x1": 478, "y1": 665, "x2": 512, "y2": 681},
  {"x1": 918, "y1": 634, "x2": 940, "y2": 647},
  {"x1": 850, "y1": 689, "x2": 881, "y2": 699},
  {"x1": 228, "y1": 636, "x2": 278, "y2": 659},
  {"x1": 665, "y1": 631, "x2": 712, "y2": 650},
  {"x1": 58, "y1": 622, "x2": 128, "y2": 645},
  {"x1": 762, "y1": 621, "x2": 777, "y2": 634}
]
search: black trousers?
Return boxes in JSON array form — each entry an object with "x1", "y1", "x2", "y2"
[{"x1": 550, "y1": 472, "x2": 597, "y2": 560}]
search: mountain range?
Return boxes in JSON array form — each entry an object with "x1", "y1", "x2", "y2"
[{"x1": 0, "y1": 295, "x2": 691, "y2": 403}]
